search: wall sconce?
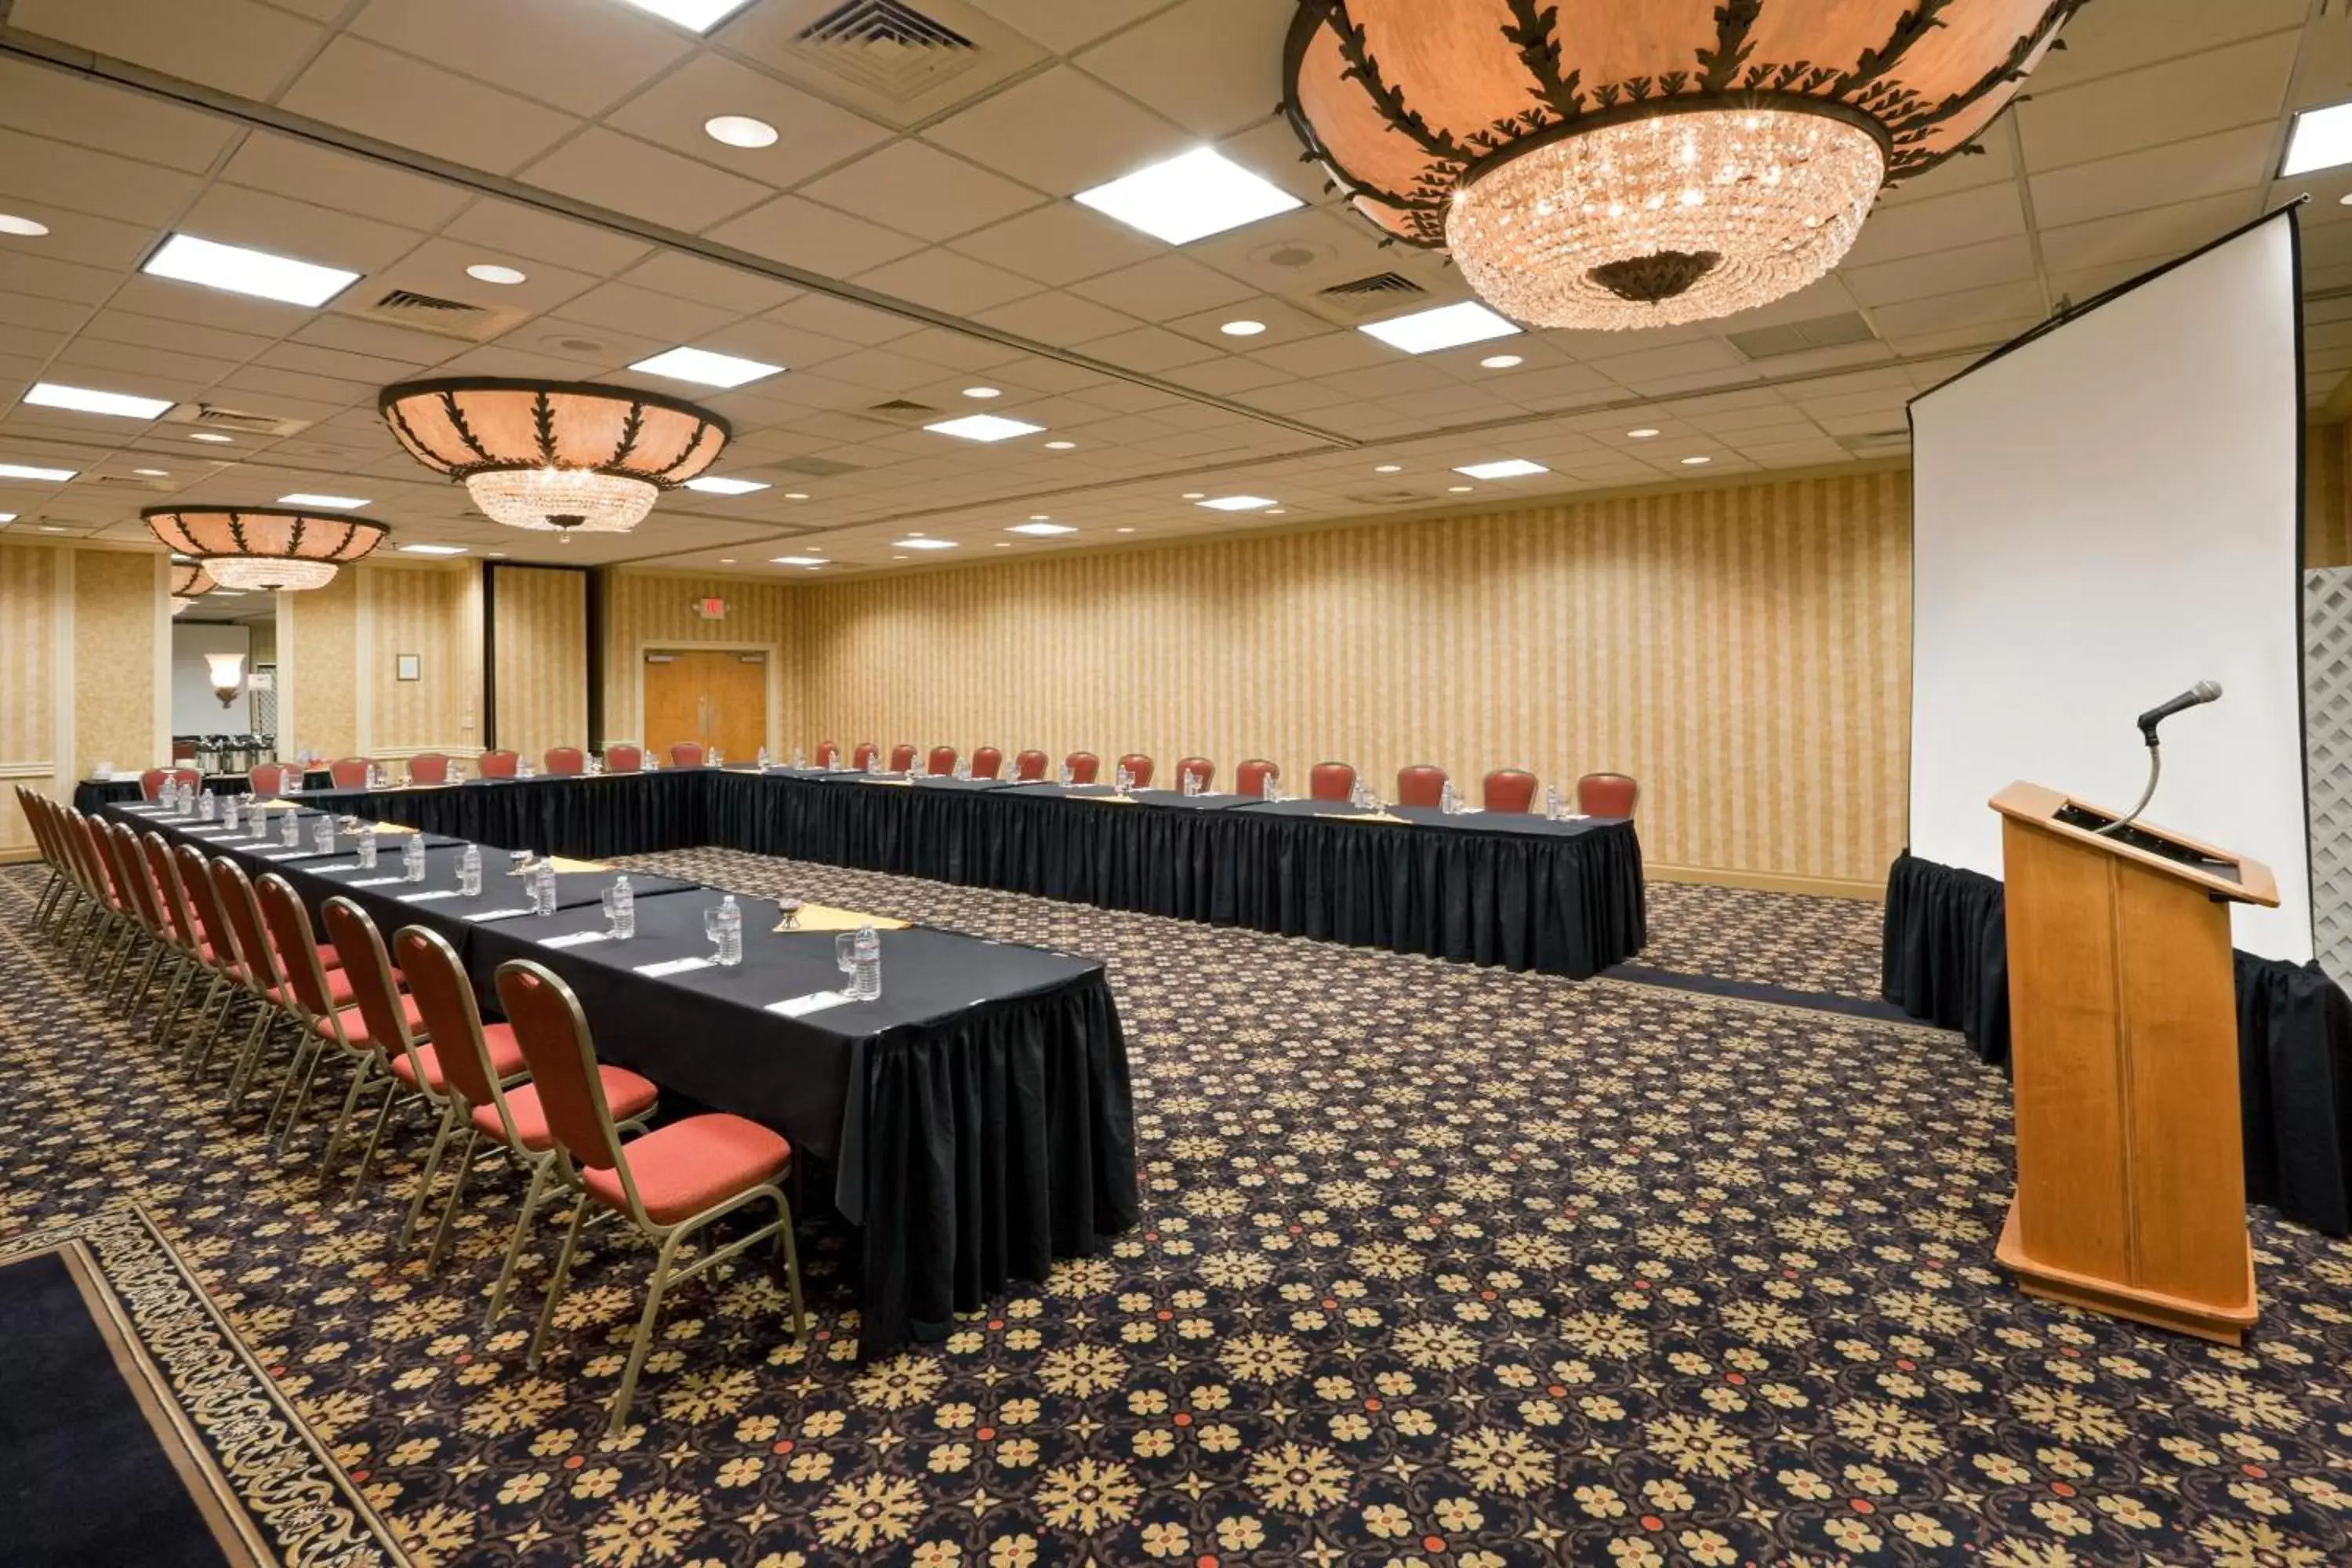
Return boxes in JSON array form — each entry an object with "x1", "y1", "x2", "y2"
[{"x1": 205, "y1": 650, "x2": 247, "y2": 707}]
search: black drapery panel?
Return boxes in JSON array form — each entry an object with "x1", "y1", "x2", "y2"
[{"x1": 1882, "y1": 851, "x2": 2352, "y2": 1236}]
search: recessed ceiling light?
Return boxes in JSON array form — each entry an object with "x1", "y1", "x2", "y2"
[
  {"x1": 187, "y1": 432, "x2": 234, "y2": 444},
  {"x1": 683, "y1": 475, "x2": 769, "y2": 495},
  {"x1": 397, "y1": 543, "x2": 468, "y2": 556},
  {"x1": 631, "y1": 345, "x2": 783, "y2": 388},
  {"x1": 962, "y1": 386, "x2": 1001, "y2": 399},
  {"x1": 131, "y1": 467, "x2": 169, "y2": 477},
  {"x1": 1029, "y1": 514, "x2": 1051, "y2": 521},
  {"x1": 142, "y1": 233, "x2": 358, "y2": 307},
  {"x1": 2283, "y1": 100, "x2": 2352, "y2": 176},
  {"x1": 466, "y1": 263, "x2": 527, "y2": 285},
  {"x1": 784, "y1": 492, "x2": 810, "y2": 500},
  {"x1": 895, "y1": 537, "x2": 959, "y2": 550},
  {"x1": 1044, "y1": 440, "x2": 1076, "y2": 450},
  {"x1": 1074, "y1": 147, "x2": 1304, "y2": 245},
  {"x1": 25, "y1": 382, "x2": 174, "y2": 419},
  {"x1": 1680, "y1": 456, "x2": 1712, "y2": 466},
  {"x1": 1454, "y1": 458, "x2": 1548, "y2": 480},
  {"x1": 1628, "y1": 428, "x2": 1661, "y2": 439},
  {"x1": 1197, "y1": 494, "x2": 1276, "y2": 512},
  {"x1": 924, "y1": 414, "x2": 1043, "y2": 442},
  {"x1": 0, "y1": 212, "x2": 49, "y2": 237},
  {"x1": 1116, "y1": 526, "x2": 1135, "y2": 533},
  {"x1": 996, "y1": 542, "x2": 1011, "y2": 547},
  {"x1": 1221, "y1": 320, "x2": 1267, "y2": 336},
  {"x1": 773, "y1": 555, "x2": 826, "y2": 567},
  {"x1": 1359, "y1": 301, "x2": 1522, "y2": 355},
  {"x1": 38, "y1": 525, "x2": 67, "y2": 533},
  {"x1": 891, "y1": 554, "x2": 907, "y2": 561},
  {"x1": 703, "y1": 114, "x2": 778, "y2": 149},
  {"x1": 1447, "y1": 485, "x2": 1475, "y2": 493},
  {"x1": 720, "y1": 557, "x2": 736, "y2": 564},
  {"x1": 609, "y1": 0, "x2": 757, "y2": 31},
  {"x1": 1374, "y1": 463, "x2": 1403, "y2": 474},
  {"x1": 277, "y1": 492, "x2": 368, "y2": 508},
  {"x1": 2341, "y1": 193, "x2": 2352, "y2": 207},
  {"x1": 1479, "y1": 354, "x2": 1524, "y2": 369},
  {"x1": 1009, "y1": 521, "x2": 1076, "y2": 535},
  {"x1": 0, "y1": 462, "x2": 77, "y2": 482},
  {"x1": 1266, "y1": 508, "x2": 1286, "y2": 515}
]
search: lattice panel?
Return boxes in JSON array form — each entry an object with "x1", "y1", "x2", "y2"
[{"x1": 2305, "y1": 568, "x2": 2352, "y2": 986}]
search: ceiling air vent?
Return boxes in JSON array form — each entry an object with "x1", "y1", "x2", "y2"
[
  {"x1": 1838, "y1": 427, "x2": 1912, "y2": 457},
  {"x1": 795, "y1": 0, "x2": 981, "y2": 101},
  {"x1": 349, "y1": 287, "x2": 526, "y2": 343},
  {"x1": 1320, "y1": 272, "x2": 1425, "y2": 301},
  {"x1": 1725, "y1": 312, "x2": 1878, "y2": 361},
  {"x1": 779, "y1": 455, "x2": 866, "y2": 477},
  {"x1": 1301, "y1": 270, "x2": 1433, "y2": 325},
  {"x1": 857, "y1": 399, "x2": 945, "y2": 428},
  {"x1": 1345, "y1": 488, "x2": 1438, "y2": 507},
  {"x1": 159, "y1": 402, "x2": 311, "y2": 438}
]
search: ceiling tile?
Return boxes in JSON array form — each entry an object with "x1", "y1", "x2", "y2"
[
  {"x1": 1842, "y1": 182, "x2": 2027, "y2": 269},
  {"x1": 2027, "y1": 124, "x2": 2279, "y2": 230},
  {"x1": 2018, "y1": 32, "x2": 2296, "y2": 173},
  {"x1": 971, "y1": 292, "x2": 1142, "y2": 349},
  {"x1": 967, "y1": 0, "x2": 1178, "y2": 54},
  {"x1": 946, "y1": 202, "x2": 1168, "y2": 287},
  {"x1": 520, "y1": 127, "x2": 775, "y2": 233},
  {"x1": 800, "y1": 142, "x2": 1045, "y2": 243},
  {"x1": 280, "y1": 37, "x2": 581, "y2": 176},
  {"x1": 709, "y1": 195, "x2": 928, "y2": 275},
  {"x1": 1076, "y1": 0, "x2": 1291, "y2": 139},
  {"x1": 441, "y1": 201, "x2": 656, "y2": 276},
  {"x1": 1842, "y1": 236, "x2": 2038, "y2": 309},
  {"x1": 555, "y1": 280, "x2": 742, "y2": 345},
  {"x1": 9, "y1": 0, "x2": 324, "y2": 99},
  {"x1": 176, "y1": 180, "x2": 429, "y2": 274},
  {"x1": 217, "y1": 132, "x2": 474, "y2": 233},
  {"x1": 2035, "y1": 191, "x2": 2260, "y2": 278},
  {"x1": 1070, "y1": 255, "x2": 1256, "y2": 320},
  {"x1": 601, "y1": 52, "x2": 895, "y2": 189},
  {"x1": 925, "y1": 67, "x2": 1189, "y2": 196},
  {"x1": 851, "y1": 248, "x2": 1043, "y2": 315},
  {"x1": 619, "y1": 252, "x2": 801, "y2": 317},
  {"x1": 0, "y1": 57, "x2": 235, "y2": 176},
  {"x1": 0, "y1": 127, "x2": 203, "y2": 229}
]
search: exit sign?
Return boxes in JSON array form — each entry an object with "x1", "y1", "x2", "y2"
[{"x1": 693, "y1": 597, "x2": 727, "y2": 621}]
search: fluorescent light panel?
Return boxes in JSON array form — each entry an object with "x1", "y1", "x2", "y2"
[
  {"x1": 609, "y1": 0, "x2": 757, "y2": 31},
  {"x1": 895, "y1": 537, "x2": 958, "y2": 550},
  {"x1": 772, "y1": 556, "x2": 826, "y2": 567},
  {"x1": 0, "y1": 462, "x2": 76, "y2": 482},
  {"x1": 630, "y1": 345, "x2": 782, "y2": 388},
  {"x1": 2283, "y1": 100, "x2": 2352, "y2": 176},
  {"x1": 1008, "y1": 521, "x2": 1076, "y2": 535},
  {"x1": 26, "y1": 382, "x2": 173, "y2": 419},
  {"x1": 397, "y1": 543, "x2": 467, "y2": 555},
  {"x1": 142, "y1": 233, "x2": 358, "y2": 307},
  {"x1": 1359, "y1": 300, "x2": 1522, "y2": 354},
  {"x1": 1454, "y1": 459, "x2": 1548, "y2": 480},
  {"x1": 924, "y1": 414, "x2": 1044, "y2": 443},
  {"x1": 277, "y1": 492, "x2": 368, "y2": 509},
  {"x1": 1075, "y1": 147, "x2": 1303, "y2": 245},
  {"x1": 683, "y1": 476, "x2": 769, "y2": 495},
  {"x1": 1197, "y1": 495, "x2": 1276, "y2": 512}
]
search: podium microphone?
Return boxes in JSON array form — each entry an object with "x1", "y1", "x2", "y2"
[{"x1": 2098, "y1": 680, "x2": 2221, "y2": 837}]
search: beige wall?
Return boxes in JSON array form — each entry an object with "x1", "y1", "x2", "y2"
[
  {"x1": 365, "y1": 562, "x2": 479, "y2": 757},
  {"x1": 0, "y1": 541, "x2": 63, "y2": 857},
  {"x1": 490, "y1": 564, "x2": 587, "y2": 763},
  {"x1": 602, "y1": 571, "x2": 799, "y2": 750},
  {"x1": 73, "y1": 549, "x2": 162, "y2": 782},
  {"x1": 281, "y1": 571, "x2": 358, "y2": 764},
  {"x1": 2310, "y1": 423, "x2": 2351, "y2": 570}
]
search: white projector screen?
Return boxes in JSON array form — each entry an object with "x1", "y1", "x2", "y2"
[{"x1": 1908, "y1": 209, "x2": 2310, "y2": 962}]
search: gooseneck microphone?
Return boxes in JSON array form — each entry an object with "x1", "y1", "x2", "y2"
[{"x1": 2135, "y1": 680, "x2": 2223, "y2": 746}]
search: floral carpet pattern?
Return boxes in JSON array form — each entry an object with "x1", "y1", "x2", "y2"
[
  {"x1": 4, "y1": 853, "x2": 2351, "y2": 1567},
  {"x1": 1630, "y1": 883, "x2": 1887, "y2": 1001}
]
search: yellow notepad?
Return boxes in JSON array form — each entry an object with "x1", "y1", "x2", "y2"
[
  {"x1": 1337, "y1": 811, "x2": 1408, "y2": 824},
  {"x1": 1076, "y1": 793, "x2": 1139, "y2": 805},
  {"x1": 546, "y1": 856, "x2": 611, "y2": 873},
  {"x1": 774, "y1": 904, "x2": 910, "y2": 933},
  {"x1": 370, "y1": 822, "x2": 421, "y2": 836}
]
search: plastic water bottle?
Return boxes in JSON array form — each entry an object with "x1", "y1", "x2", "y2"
[
  {"x1": 249, "y1": 804, "x2": 267, "y2": 840},
  {"x1": 611, "y1": 874, "x2": 635, "y2": 939},
  {"x1": 401, "y1": 836, "x2": 426, "y2": 883},
  {"x1": 1114, "y1": 764, "x2": 1131, "y2": 795},
  {"x1": 356, "y1": 834, "x2": 378, "y2": 870},
  {"x1": 157, "y1": 779, "x2": 176, "y2": 812},
  {"x1": 717, "y1": 894, "x2": 742, "y2": 966},
  {"x1": 851, "y1": 924, "x2": 881, "y2": 1000},
  {"x1": 281, "y1": 811, "x2": 301, "y2": 848},
  {"x1": 196, "y1": 789, "x2": 215, "y2": 822},
  {"x1": 710, "y1": 746, "x2": 724, "y2": 768},
  {"x1": 757, "y1": 746, "x2": 770, "y2": 770},
  {"x1": 1544, "y1": 786, "x2": 1563, "y2": 822},
  {"x1": 312, "y1": 817, "x2": 335, "y2": 854},
  {"x1": 220, "y1": 795, "x2": 239, "y2": 831},
  {"x1": 1439, "y1": 779, "x2": 1459, "y2": 816},
  {"x1": 1261, "y1": 770, "x2": 1280, "y2": 803},
  {"x1": 1058, "y1": 761, "x2": 1073, "y2": 786},
  {"x1": 793, "y1": 746, "x2": 806, "y2": 769},
  {"x1": 458, "y1": 844, "x2": 482, "y2": 898},
  {"x1": 532, "y1": 860, "x2": 557, "y2": 916}
]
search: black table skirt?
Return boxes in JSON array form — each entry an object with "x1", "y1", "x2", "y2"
[
  {"x1": 334, "y1": 771, "x2": 1646, "y2": 978},
  {"x1": 75, "y1": 771, "x2": 332, "y2": 811},
  {"x1": 1882, "y1": 851, "x2": 2352, "y2": 1235}
]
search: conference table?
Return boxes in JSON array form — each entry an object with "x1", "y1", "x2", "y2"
[
  {"x1": 97, "y1": 796, "x2": 1139, "y2": 1357},
  {"x1": 268, "y1": 764, "x2": 1648, "y2": 978}
]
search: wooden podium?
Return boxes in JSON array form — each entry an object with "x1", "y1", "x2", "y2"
[{"x1": 1989, "y1": 781, "x2": 2276, "y2": 1344}]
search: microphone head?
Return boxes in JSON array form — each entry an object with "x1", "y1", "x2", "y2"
[{"x1": 2193, "y1": 679, "x2": 2223, "y2": 702}]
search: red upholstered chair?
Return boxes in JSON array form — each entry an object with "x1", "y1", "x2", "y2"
[
  {"x1": 1396, "y1": 765, "x2": 1449, "y2": 808},
  {"x1": 406, "y1": 753, "x2": 451, "y2": 786},
  {"x1": 1310, "y1": 761, "x2": 1357, "y2": 802},
  {"x1": 602, "y1": 745, "x2": 643, "y2": 774},
  {"x1": 501, "y1": 958, "x2": 800, "y2": 1433},
  {"x1": 670, "y1": 741, "x2": 706, "y2": 768},
  {"x1": 1065, "y1": 751, "x2": 1100, "y2": 785},
  {"x1": 1483, "y1": 768, "x2": 1538, "y2": 814},
  {"x1": 889, "y1": 742, "x2": 917, "y2": 773},
  {"x1": 250, "y1": 762, "x2": 299, "y2": 795},
  {"x1": 314, "y1": 898, "x2": 431, "y2": 1204},
  {"x1": 477, "y1": 750, "x2": 519, "y2": 780},
  {"x1": 97, "y1": 822, "x2": 170, "y2": 1011},
  {"x1": 1578, "y1": 771, "x2": 1639, "y2": 817},
  {"x1": 1235, "y1": 759, "x2": 1279, "y2": 800},
  {"x1": 851, "y1": 742, "x2": 880, "y2": 771},
  {"x1": 971, "y1": 746, "x2": 1004, "y2": 779},
  {"x1": 207, "y1": 858, "x2": 304, "y2": 1114},
  {"x1": 329, "y1": 757, "x2": 373, "y2": 789},
  {"x1": 815, "y1": 741, "x2": 840, "y2": 768},
  {"x1": 927, "y1": 745, "x2": 957, "y2": 777},
  {"x1": 544, "y1": 746, "x2": 585, "y2": 776},
  {"x1": 138, "y1": 767, "x2": 198, "y2": 800},
  {"x1": 172, "y1": 843, "x2": 249, "y2": 1075},
  {"x1": 256, "y1": 873, "x2": 415, "y2": 1160},
  {"x1": 1013, "y1": 750, "x2": 1049, "y2": 782},
  {"x1": 1117, "y1": 753, "x2": 1154, "y2": 788},
  {"x1": 1175, "y1": 757, "x2": 1215, "y2": 792},
  {"x1": 140, "y1": 833, "x2": 214, "y2": 1054}
]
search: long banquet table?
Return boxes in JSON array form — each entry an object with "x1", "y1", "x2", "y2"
[
  {"x1": 98, "y1": 797, "x2": 1139, "y2": 1356},
  {"x1": 283, "y1": 765, "x2": 1647, "y2": 977}
]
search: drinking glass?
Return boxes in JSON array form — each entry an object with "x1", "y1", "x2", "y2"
[
  {"x1": 601, "y1": 886, "x2": 619, "y2": 935},
  {"x1": 836, "y1": 931, "x2": 857, "y2": 991},
  {"x1": 705, "y1": 906, "x2": 726, "y2": 958},
  {"x1": 779, "y1": 898, "x2": 802, "y2": 931}
]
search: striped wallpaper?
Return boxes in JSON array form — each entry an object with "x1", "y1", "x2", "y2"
[
  {"x1": 490, "y1": 564, "x2": 588, "y2": 764},
  {"x1": 365, "y1": 562, "x2": 479, "y2": 757},
  {"x1": 285, "y1": 571, "x2": 358, "y2": 764},
  {"x1": 73, "y1": 549, "x2": 158, "y2": 782},
  {"x1": 601, "y1": 572, "x2": 800, "y2": 748},
  {"x1": 0, "y1": 541, "x2": 59, "y2": 856}
]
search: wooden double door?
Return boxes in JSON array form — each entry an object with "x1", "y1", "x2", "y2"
[{"x1": 644, "y1": 648, "x2": 768, "y2": 760}]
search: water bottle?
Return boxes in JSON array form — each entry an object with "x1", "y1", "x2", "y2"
[
  {"x1": 757, "y1": 746, "x2": 770, "y2": 771},
  {"x1": 518, "y1": 758, "x2": 535, "y2": 780},
  {"x1": 793, "y1": 746, "x2": 806, "y2": 769},
  {"x1": 250, "y1": 804, "x2": 268, "y2": 840},
  {"x1": 157, "y1": 779, "x2": 176, "y2": 812},
  {"x1": 717, "y1": 894, "x2": 742, "y2": 966},
  {"x1": 851, "y1": 923, "x2": 881, "y2": 1001},
  {"x1": 710, "y1": 746, "x2": 724, "y2": 768},
  {"x1": 312, "y1": 817, "x2": 335, "y2": 854},
  {"x1": 401, "y1": 836, "x2": 426, "y2": 883},
  {"x1": 611, "y1": 874, "x2": 635, "y2": 939},
  {"x1": 1544, "y1": 786, "x2": 1563, "y2": 822},
  {"x1": 532, "y1": 860, "x2": 557, "y2": 916},
  {"x1": 1261, "y1": 769, "x2": 1279, "y2": 803},
  {"x1": 287, "y1": 768, "x2": 302, "y2": 795},
  {"x1": 452, "y1": 759, "x2": 467, "y2": 784},
  {"x1": 1058, "y1": 761, "x2": 1073, "y2": 786},
  {"x1": 1439, "y1": 779, "x2": 1459, "y2": 816},
  {"x1": 459, "y1": 844, "x2": 483, "y2": 898},
  {"x1": 867, "y1": 751, "x2": 881, "y2": 776},
  {"x1": 281, "y1": 811, "x2": 301, "y2": 848},
  {"x1": 356, "y1": 834, "x2": 378, "y2": 870},
  {"x1": 1114, "y1": 764, "x2": 1131, "y2": 795},
  {"x1": 222, "y1": 795, "x2": 240, "y2": 831},
  {"x1": 197, "y1": 789, "x2": 216, "y2": 821}
]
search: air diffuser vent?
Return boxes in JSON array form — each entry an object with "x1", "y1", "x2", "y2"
[
  {"x1": 1320, "y1": 272, "x2": 1425, "y2": 300},
  {"x1": 160, "y1": 402, "x2": 311, "y2": 438},
  {"x1": 1724, "y1": 312, "x2": 1878, "y2": 361},
  {"x1": 350, "y1": 287, "x2": 525, "y2": 343},
  {"x1": 1345, "y1": 488, "x2": 1437, "y2": 507},
  {"x1": 795, "y1": 0, "x2": 979, "y2": 102},
  {"x1": 1301, "y1": 270, "x2": 1433, "y2": 325},
  {"x1": 778, "y1": 455, "x2": 866, "y2": 477},
  {"x1": 856, "y1": 399, "x2": 945, "y2": 429}
]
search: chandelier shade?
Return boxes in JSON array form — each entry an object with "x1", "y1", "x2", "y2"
[
  {"x1": 204, "y1": 651, "x2": 247, "y2": 706},
  {"x1": 1283, "y1": 0, "x2": 2082, "y2": 329},
  {"x1": 143, "y1": 506, "x2": 388, "y2": 592},
  {"x1": 169, "y1": 561, "x2": 217, "y2": 616},
  {"x1": 379, "y1": 377, "x2": 730, "y2": 532}
]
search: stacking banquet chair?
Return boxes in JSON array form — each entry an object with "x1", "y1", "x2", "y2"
[
  {"x1": 477, "y1": 750, "x2": 520, "y2": 779},
  {"x1": 406, "y1": 753, "x2": 451, "y2": 785},
  {"x1": 250, "y1": 761, "x2": 299, "y2": 795},
  {"x1": 256, "y1": 873, "x2": 419, "y2": 1161},
  {"x1": 1578, "y1": 771, "x2": 1639, "y2": 817},
  {"x1": 205, "y1": 858, "x2": 329, "y2": 1124},
  {"x1": 139, "y1": 766, "x2": 200, "y2": 800},
  {"x1": 1483, "y1": 768, "x2": 1539, "y2": 814},
  {"x1": 544, "y1": 746, "x2": 586, "y2": 776},
  {"x1": 1175, "y1": 756, "x2": 1214, "y2": 792},
  {"x1": 1396, "y1": 764, "x2": 1449, "y2": 808},
  {"x1": 387, "y1": 924, "x2": 654, "y2": 1313},
  {"x1": 19, "y1": 789, "x2": 76, "y2": 935},
  {"x1": 971, "y1": 746, "x2": 1004, "y2": 780},
  {"x1": 1117, "y1": 753, "x2": 1155, "y2": 787},
  {"x1": 1065, "y1": 751, "x2": 1101, "y2": 785},
  {"x1": 1012, "y1": 750, "x2": 1048, "y2": 782},
  {"x1": 172, "y1": 842, "x2": 256, "y2": 1076},
  {"x1": 670, "y1": 742, "x2": 706, "y2": 768},
  {"x1": 96, "y1": 821, "x2": 172, "y2": 1010},
  {"x1": 603, "y1": 745, "x2": 643, "y2": 774},
  {"x1": 1310, "y1": 762, "x2": 1357, "y2": 802},
  {"x1": 851, "y1": 742, "x2": 879, "y2": 771},
  {"x1": 140, "y1": 833, "x2": 227, "y2": 1054},
  {"x1": 65, "y1": 813, "x2": 144, "y2": 994},
  {"x1": 1235, "y1": 758, "x2": 1279, "y2": 799},
  {"x1": 500, "y1": 958, "x2": 801, "y2": 1433},
  {"x1": 926, "y1": 745, "x2": 957, "y2": 776},
  {"x1": 813, "y1": 741, "x2": 840, "y2": 768},
  {"x1": 888, "y1": 743, "x2": 918, "y2": 773},
  {"x1": 329, "y1": 757, "x2": 374, "y2": 789}
]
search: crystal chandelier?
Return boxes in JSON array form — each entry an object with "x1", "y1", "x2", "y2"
[
  {"x1": 379, "y1": 378, "x2": 730, "y2": 533},
  {"x1": 169, "y1": 561, "x2": 216, "y2": 616},
  {"x1": 1284, "y1": 1, "x2": 2083, "y2": 331},
  {"x1": 143, "y1": 506, "x2": 389, "y2": 591}
]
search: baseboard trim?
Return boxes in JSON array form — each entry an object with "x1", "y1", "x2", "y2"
[
  {"x1": 0, "y1": 846, "x2": 42, "y2": 866},
  {"x1": 1646, "y1": 862, "x2": 1885, "y2": 902}
]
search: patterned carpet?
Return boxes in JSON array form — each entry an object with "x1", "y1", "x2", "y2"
[
  {"x1": 5, "y1": 854, "x2": 2351, "y2": 1566},
  {"x1": 1631, "y1": 882, "x2": 1886, "y2": 1001}
]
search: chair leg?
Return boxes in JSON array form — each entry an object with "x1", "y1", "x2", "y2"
[
  {"x1": 528, "y1": 1194, "x2": 592, "y2": 1371},
  {"x1": 424, "y1": 1131, "x2": 481, "y2": 1274},
  {"x1": 486, "y1": 1156, "x2": 554, "y2": 1330},
  {"x1": 397, "y1": 1103, "x2": 459, "y2": 1250},
  {"x1": 318, "y1": 1058, "x2": 377, "y2": 1189},
  {"x1": 263, "y1": 1033, "x2": 318, "y2": 1144},
  {"x1": 151, "y1": 957, "x2": 196, "y2": 1050},
  {"x1": 187, "y1": 984, "x2": 239, "y2": 1076},
  {"x1": 270, "y1": 1037, "x2": 335, "y2": 1158},
  {"x1": 349, "y1": 1083, "x2": 408, "y2": 1204},
  {"x1": 609, "y1": 1231, "x2": 684, "y2": 1436},
  {"x1": 224, "y1": 1008, "x2": 277, "y2": 1106},
  {"x1": 775, "y1": 1193, "x2": 806, "y2": 1341}
]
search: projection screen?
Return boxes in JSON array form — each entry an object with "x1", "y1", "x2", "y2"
[{"x1": 1907, "y1": 208, "x2": 2310, "y2": 962}]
